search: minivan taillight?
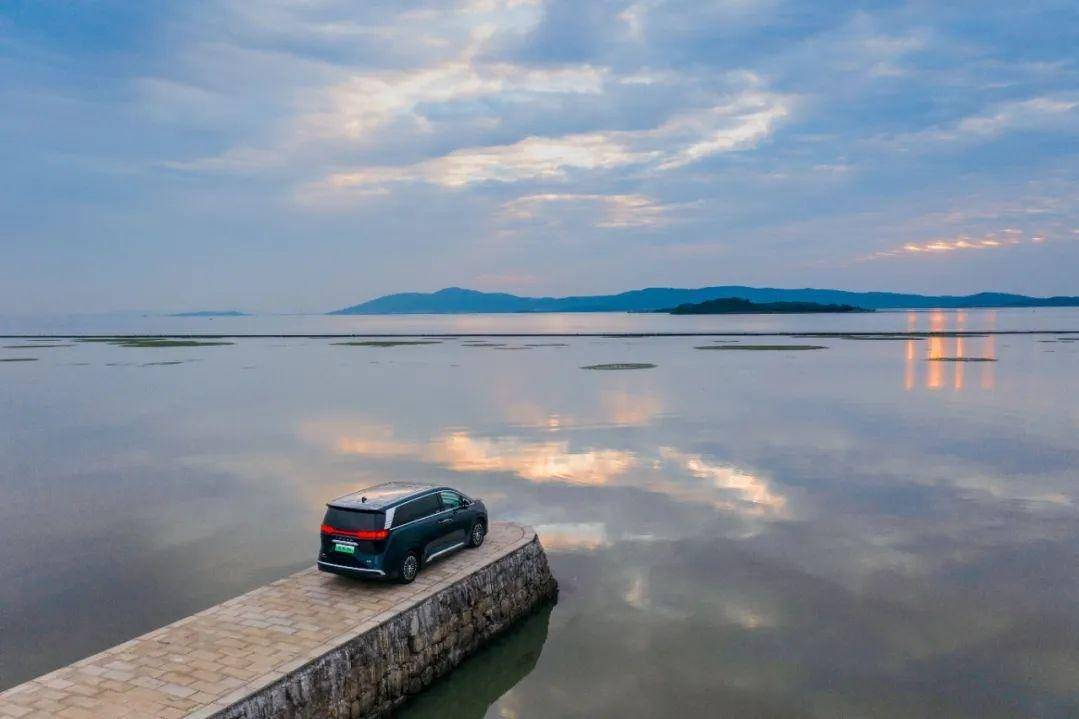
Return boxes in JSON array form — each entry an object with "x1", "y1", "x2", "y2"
[{"x1": 320, "y1": 524, "x2": 389, "y2": 540}]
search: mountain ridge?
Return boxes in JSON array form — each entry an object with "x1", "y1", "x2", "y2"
[{"x1": 328, "y1": 286, "x2": 1079, "y2": 314}]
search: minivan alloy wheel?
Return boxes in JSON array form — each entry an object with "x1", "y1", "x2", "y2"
[
  {"x1": 400, "y1": 553, "x2": 419, "y2": 583},
  {"x1": 469, "y1": 522, "x2": 486, "y2": 548}
]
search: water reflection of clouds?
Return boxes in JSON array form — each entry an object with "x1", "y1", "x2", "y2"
[
  {"x1": 435, "y1": 432, "x2": 637, "y2": 486},
  {"x1": 318, "y1": 423, "x2": 639, "y2": 486},
  {"x1": 504, "y1": 387, "x2": 665, "y2": 429},
  {"x1": 533, "y1": 522, "x2": 609, "y2": 551},
  {"x1": 313, "y1": 421, "x2": 788, "y2": 525},
  {"x1": 660, "y1": 448, "x2": 788, "y2": 516}
]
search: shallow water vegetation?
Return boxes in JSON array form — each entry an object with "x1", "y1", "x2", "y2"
[
  {"x1": 78, "y1": 338, "x2": 233, "y2": 348},
  {"x1": 334, "y1": 340, "x2": 441, "y2": 347},
  {"x1": 141, "y1": 361, "x2": 188, "y2": 366},
  {"x1": 696, "y1": 344, "x2": 827, "y2": 351},
  {"x1": 581, "y1": 363, "x2": 657, "y2": 370},
  {"x1": 1, "y1": 357, "x2": 37, "y2": 362},
  {"x1": 4, "y1": 344, "x2": 72, "y2": 348}
]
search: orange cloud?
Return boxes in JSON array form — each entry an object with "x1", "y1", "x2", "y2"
[{"x1": 863, "y1": 230, "x2": 1063, "y2": 261}]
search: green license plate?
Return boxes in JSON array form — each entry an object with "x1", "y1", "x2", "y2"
[{"x1": 334, "y1": 543, "x2": 356, "y2": 555}]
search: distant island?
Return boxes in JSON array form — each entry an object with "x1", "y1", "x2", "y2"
[
  {"x1": 328, "y1": 286, "x2": 1079, "y2": 314},
  {"x1": 663, "y1": 297, "x2": 869, "y2": 314},
  {"x1": 169, "y1": 310, "x2": 250, "y2": 317}
]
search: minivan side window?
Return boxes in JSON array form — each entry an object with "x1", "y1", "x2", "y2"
[
  {"x1": 439, "y1": 490, "x2": 463, "y2": 509},
  {"x1": 393, "y1": 494, "x2": 442, "y2": 527}
]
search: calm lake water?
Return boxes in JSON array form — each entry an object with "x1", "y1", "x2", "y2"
[{"x1": 2, "y1": 309, "x2": 1078, "y2": 717}]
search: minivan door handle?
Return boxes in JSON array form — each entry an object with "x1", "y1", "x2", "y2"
[{"x1": 439, "y1": 518, "x2": 452, "y2": 524}]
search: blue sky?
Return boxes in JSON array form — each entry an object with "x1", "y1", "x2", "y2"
[{"x1": 1, "y1": 0, "x2": 1077, "y2": 312}]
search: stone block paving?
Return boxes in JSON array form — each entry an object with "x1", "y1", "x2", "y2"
[{"x1": 0, "y1": 522, "x2": 530, "y2": 719}]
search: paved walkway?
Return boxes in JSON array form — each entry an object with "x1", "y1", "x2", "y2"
[{"x1": 0, "y1": 522, "x2": 531, "y2": 719}]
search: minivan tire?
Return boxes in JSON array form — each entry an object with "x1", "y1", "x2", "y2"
[
  {"x1": 398, "y1": 551, "x2": 420, "y2": 583},
  {"x1": 467, "y1": 521, "x2": 486, "y2": 548}
]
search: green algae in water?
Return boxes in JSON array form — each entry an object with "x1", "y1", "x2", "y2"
[
  {"x1": 78, "y1": 338, "x2": 233, "y2": 348},
  {"x1": 122, "y1": 339, "x2": 232, "y2": 348},
  {"x1": 581, "y1": 363, "x2": 657, "y2": 370},
  {"x1": 696, "y1": 344, "x2": 827, "y2": 351},
  {"x1": 334, "y1": 340, "x2": 442, "y2": 347}
]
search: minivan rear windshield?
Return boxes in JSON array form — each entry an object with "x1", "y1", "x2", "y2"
[{"x1": 323, "y1": 507, "x2": 384, "y2": 531}]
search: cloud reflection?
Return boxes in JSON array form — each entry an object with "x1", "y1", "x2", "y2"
[
  {"x1": 433, "y1": 431, "x2": 636, "y2": 485},
  {"x1": 660, "y1": 448, "x2": 788, "y2": 516},
  {"x1": 533, "y1": 522, "x2": 609, "y2": 552},
  {"x1": 313, "y1": 419, "x2": 787, "y2": 523},
  {"x1": 503, "y1": 389, "x2": 664, "y2": 430}
]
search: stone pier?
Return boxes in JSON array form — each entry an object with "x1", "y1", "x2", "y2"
[{"x1": 0, "y1": 522, "x2": 556, "y2": 718}]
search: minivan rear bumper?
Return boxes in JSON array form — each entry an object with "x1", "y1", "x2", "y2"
[{"x1": 317, "y1": 560, "x2": 387, "y2": 578}]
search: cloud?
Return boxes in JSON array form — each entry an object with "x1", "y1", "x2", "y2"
[
  {"x1": 500, "y1": 193, "x2": 673, "y2": 228},
  {"x1": 304, "y1": 60, "x2": 608, "y2": 142},
  {"x1": 862, "y1": 229, "x2": 1068, "y2": 261},
  {"x1": 877, "y1": 95, "x2": 1078, "y2": 150},
  {"x1": 308, "y1": 131, "x2": 648, "y2": 193},
  {"x1": 302, "y1": 89, "x2": 792, "y2": 199},
  {"x1": 655, "y1": 96, "x2": 790, "y2": 169},
  {"x1": 951, "y1": 97, "x2": 1077, "y2": 139}
]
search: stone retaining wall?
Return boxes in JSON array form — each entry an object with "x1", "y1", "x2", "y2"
[{"x1": 213, "y1": 535, "x2": 557, "y2": 719}]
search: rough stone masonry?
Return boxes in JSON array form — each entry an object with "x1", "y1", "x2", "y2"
[{"x1": 0, "y1": 522, "x2": 557, "y2": 719}]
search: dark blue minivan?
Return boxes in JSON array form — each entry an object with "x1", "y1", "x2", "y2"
[{"x1": 317, "y1": 482, "x2": 488, "y2": 583}]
